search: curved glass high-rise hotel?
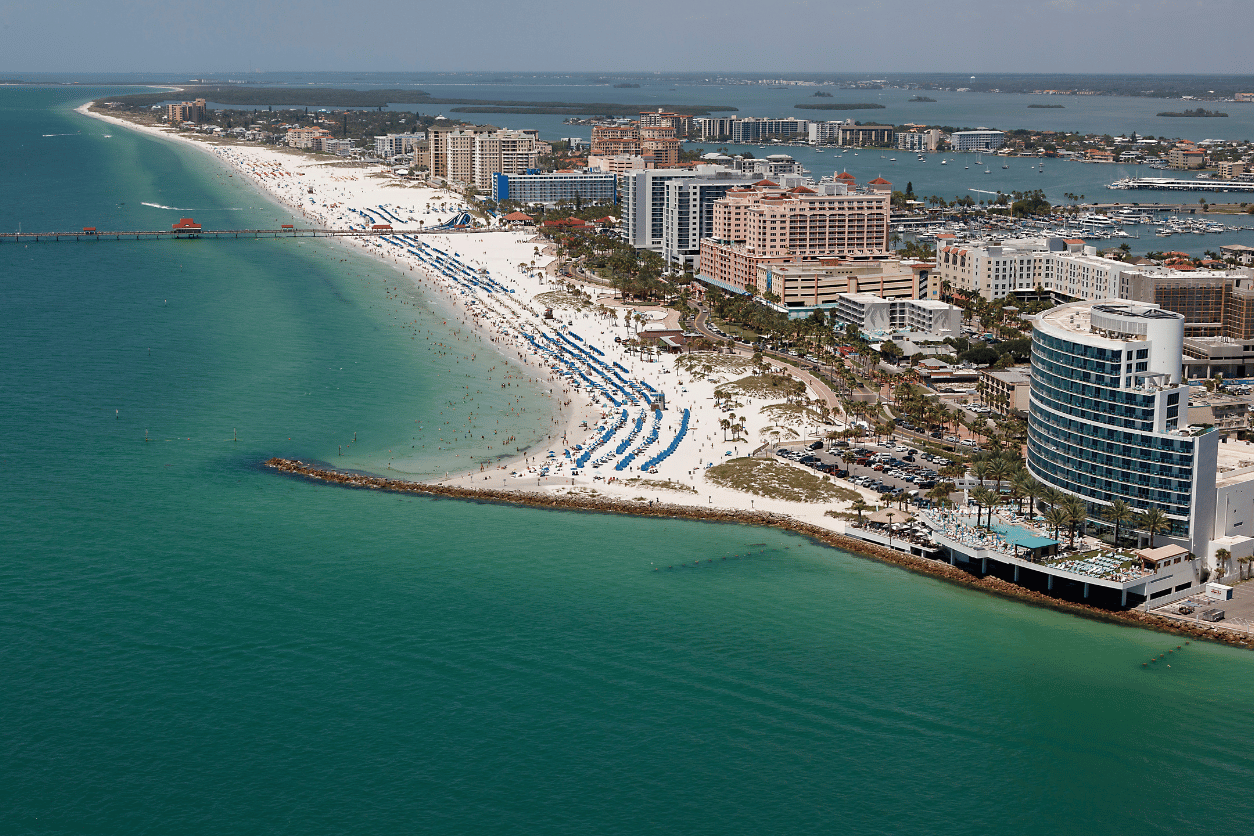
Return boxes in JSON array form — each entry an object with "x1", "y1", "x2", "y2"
[{"x1": 1027, "y1": 301, "x2": 1218, "y2": 554}]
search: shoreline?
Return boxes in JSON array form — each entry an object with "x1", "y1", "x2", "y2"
[
  {"x1": 77, "y1": 100, "x2": 597, "y2": 477},
  {"x1": 80, "y1": 101, "x2": 1252, "y2": 646},
  {"x1": 265, "y1": 457, "x2": 1253, "y2": 651},
  {"x1": 76, "y1": 100, "x2": 850, "y2": 510}
]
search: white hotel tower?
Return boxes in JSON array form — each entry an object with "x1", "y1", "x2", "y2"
[{"x1": 1027, "y1": 301, "x2": 1219, "y2": 557}]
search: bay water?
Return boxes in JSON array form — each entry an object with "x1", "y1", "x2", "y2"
[{"x1": 3, "y1": 86, "x2": 1254, "y2": 835}]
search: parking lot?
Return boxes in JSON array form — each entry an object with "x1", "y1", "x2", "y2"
[
  {"x1": 1151, "y1": 579, "x2": 1254, "y2": 636},
  {"x1": 773, "y1": 438, "x2": 958, "y2": 500}
]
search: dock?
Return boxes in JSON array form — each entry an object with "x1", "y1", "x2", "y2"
[{"x1": 1107, "y1": 176, "x2": 1254, "y2": 193}]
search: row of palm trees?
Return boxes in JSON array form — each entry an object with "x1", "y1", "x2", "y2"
[
  {"x1": 890, "y1": 382, "x2": 1028, "y2": 450},
  {"x1": 962, "y1": 454, "x2": 1173, "y2": 551}
]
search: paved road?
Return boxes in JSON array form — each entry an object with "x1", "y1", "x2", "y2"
[{"x1": 690, "y1": 304, "x2": 850, "y2": 414}]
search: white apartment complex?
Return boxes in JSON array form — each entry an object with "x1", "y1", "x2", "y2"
[
  {"x1": 936, "y1": 236, "x2": 1246, "y2": 304},
  {"x1": 833, "y1": 294, "x2": 962, "y2": 337},
  {"x1": 949, "y1": 130, "x2": 1005, "y2": 152},
  {"x1": 374, "y1": 132, "x2": 424, "y2": 159},
  {"x1": 426, "y1": 125, "x2": 540, "y2": 188},
  {"x1": 897, "y1": 129, "x2": 941, "y2": 152},
  {"x1": 660, "y1": 170, "x2": 762, "y2": 268}
]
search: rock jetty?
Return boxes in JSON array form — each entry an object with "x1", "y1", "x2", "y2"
[{"x1": 265, "y1": 457, "x2": 1252, "y2": 650}]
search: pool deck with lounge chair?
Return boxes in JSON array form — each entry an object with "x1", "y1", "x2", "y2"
[{"x1": 921, "y1": 507, "x2": 1203, "y2": 609}]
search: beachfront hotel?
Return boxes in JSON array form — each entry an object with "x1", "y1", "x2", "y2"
[
  {"x1": 166, "y1": 98, "x2": 207, "y2": 125},
  {"x1": 1026, "y1": 300, "x2": 1254, "y2": 576},
  {"x1": 491, "y1": 170, "x2": 617, "y2": 206},
  {"x1": 425, "y1": 125, "x2": 541, "y2": 189},
  {"x1": 912, "y1": 299, "x2": 1253, "y2": 609},
  {"x1": 695, "y1": 174, "x2": 892, "y2": 300}
]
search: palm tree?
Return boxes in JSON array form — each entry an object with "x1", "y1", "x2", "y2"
[
  {"x1": 850, "y1": 499, "x2": 870, "y2": 523},
  {"x1": 929, "y1": 482, "x2": 955, "y2": 509},
  {"x1": 971, "y1": 459, "x2": 990, "y2": 492},
  {"x1": 1039, "y1": 487, "x2": 1062, "y2": 510},
  {"x1": 885, "y1": 510, "x2": 896, "y2": 549},
  {"x1": 1042, "y1": 504, "x2": 1069, "y2": 542},
  {"x1": 1137, "y1": 508, "x2": 1170, "y2": 549},
  {"x1": 1011, "y1": 470, "x2": 1037, "y2": 516},
  {"x1": 719, "y1": 418, "x2": 730, "y2": 441},
  {"x1": 1102, "y1": 500, "x2": 1134, "y2": 548},
  {"x1": 1214, "y1": 548, "x2": 1231, "y2": 580},
  {"x1": 987, "y1": 457, "x2": 1012, "y2": 495},
  {"x1": 971, "y1": 487, "x2": 996, "y2": 529},
  {"x1": 1062, "y1": 496, "x2": 1086, "y2": 550}
]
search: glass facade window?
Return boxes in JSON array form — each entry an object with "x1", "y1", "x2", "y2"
[{"x1": 1028, "y1": 327, "x2": 1195, "y2": 535}]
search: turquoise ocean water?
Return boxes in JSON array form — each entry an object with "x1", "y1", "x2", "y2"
[{"x1": 4, "y1": 86, "x2": 1254, "y2": 835}]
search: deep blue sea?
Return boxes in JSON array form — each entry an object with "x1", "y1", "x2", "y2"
[{"x1": 4, "y1": 85, "x2": 1254, "y2": 835}]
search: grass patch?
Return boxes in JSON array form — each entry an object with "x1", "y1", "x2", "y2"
[
  {"x1": 722, "y1": 373, "x2": 806, "y2": 400},
  {"x1": 761, "y1": 402, "x2": 826, "y2": 425},
  {"x1": 705, "y1": 458, "x2": 860, "y2": 503},
  {"x1": 825, "y1": 509, "x2": 861, "y2": 520},
  {"x1": 535, "y1": 290, "x2": 593, "y2": 311},
  {"x1": 622, "y1": 477, "x2": 698, "y2": 493},
  {"x1": 675, "y1": 352, "x2": 751, "y2": 377}
]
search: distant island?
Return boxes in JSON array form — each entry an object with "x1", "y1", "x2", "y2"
[
  {"x1": 1158, "y1": 107, "x2": 1228, "y2": 117},
  {"x1": 908, "y1": 96, "x2": 936, "y2": 102},
  {"x1": 98, "y1": 85, "x2": 737, "y2": 116},
  {"x1": 795, "y1": 102, "x2": 886, "y2": 111},
  {"x1": 613, "y1": 83, "x2": 640, "y2": 89},
  {"x1": 813, "y1": 91, "x2": 833, "y2": 98},
  {"x1": 1028, "y1": 104, "x2": 1064, "y2": 108}
]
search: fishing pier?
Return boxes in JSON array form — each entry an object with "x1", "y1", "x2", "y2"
[{"x1": 0, "y1": 223, "x2": 487, "y2": 244}]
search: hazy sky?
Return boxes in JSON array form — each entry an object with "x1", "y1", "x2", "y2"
[{"x1": 2, "y1": 0, "x2": 1251, "y2": 75}]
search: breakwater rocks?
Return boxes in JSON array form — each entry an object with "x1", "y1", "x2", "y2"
[{"x1": 265, "y1": 457, "x2": 1251, "y2": 650}]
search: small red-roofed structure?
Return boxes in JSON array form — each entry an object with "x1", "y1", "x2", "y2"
[{"x1": 172, "y1": 218, "x2": 201, "y2": 237}]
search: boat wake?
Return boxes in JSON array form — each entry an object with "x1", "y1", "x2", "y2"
[
  {"x1": 42, "y1": 132, "x2": 80, "y2": 137},
  {"x1": 142, "y1": 202, "x2": 245, "y2": 211}
]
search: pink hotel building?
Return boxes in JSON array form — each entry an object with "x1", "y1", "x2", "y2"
[{"x1": 697, "y1": 174, "x2": 893, "y2": 296}]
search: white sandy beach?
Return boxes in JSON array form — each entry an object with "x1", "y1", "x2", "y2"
[{"x1": 79, "y1": 104, "x2": 885, "y2": 532}]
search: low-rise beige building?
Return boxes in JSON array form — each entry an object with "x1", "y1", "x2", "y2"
[
  {"x1": 979, "y1": 367, "x2": 1032, "y2": 413},
  {"x1": 1168, "y1": 147, "x2": 1206, "y2": 170},
  {"x1": 1217, "y1": 161, "x2": 1246, "y2": 179},
  {"x1": 1188, "y1": 391, "x2": 1250, "y2": 436},
  {"x1": 756, "y1": 258, "x2": 922, "y2": 310}
]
